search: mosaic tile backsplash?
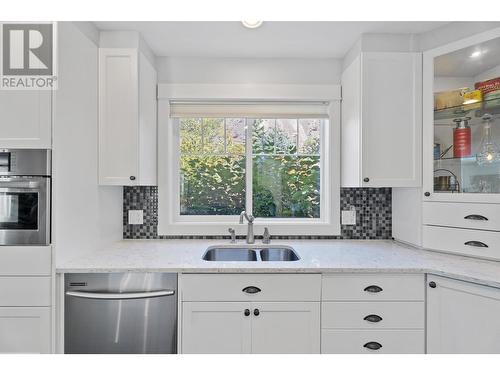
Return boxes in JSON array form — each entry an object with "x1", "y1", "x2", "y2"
[{"x1": 123, "y1": 187, "x2": 392, "y2": 240}]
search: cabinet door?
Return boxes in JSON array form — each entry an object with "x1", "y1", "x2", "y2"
[
  {"x1": 250, "y1": 302, "x2": 320, "y2": 354},
  {"x1": 361, "y1": 52, "x2": 422, "y2": 187},
  {"x1": 0, "y1": 90, "x2": 51, "y2": 148},
  {"x1": 99, "y1": 48, "x2": 139, "y2": 185},
  {"x1": 0, "y1": 307, "x2": 50, "y2": 353},
  {"x1": 138, "y1": 53, "x2": 157, "y2": 185},
  {"x1": 182, "y1": 302, "x2": 251, "y2": 354},
  {"x1": 427, "y1": 275, "x2": 500, "y2": 353}
]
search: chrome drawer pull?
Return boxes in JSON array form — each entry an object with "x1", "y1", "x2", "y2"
[
  {"x1": 464, "y1": 214, "x2": 488, "y2": 221},
  {"x1": 464, "y1": 241, "x2": 489, "y2": 248},
  {"x1": 364, "y1": 285, "x2": 383, "y2": 293},
  {"x1": 364, "y1": 314, "x2": 383, "y2": 323},
  {"x1": 364, "y1": 342, "x2": 382, "y2": 351},
  {"x1": 66, "y1": 290, "x2": 175, "y2": 300},
  {"x1": 242, "y1": 286, "x2": 261, "y2": 294}
]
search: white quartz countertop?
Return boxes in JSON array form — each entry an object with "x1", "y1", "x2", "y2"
[{"x1": 56, "y1": 239, "x2": 500, "y2": 288}]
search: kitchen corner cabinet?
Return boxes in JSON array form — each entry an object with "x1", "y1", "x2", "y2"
[
  {"x1": 0, "y1": 90, "x2": 52, "y2": 148},
  {"x1": 421, "y1": 30, "x2": 500, "y2": 260},
  {"x1": 427, "y1": 275, "x2": 500, "y2": 353},
  {"x1": 180, "y1": 274, "x2": 321, "y2": 354},
  {"x1": 341, "y1": 52, "x2": 422, "y2": 187},
  {"x1": 422, "y1": 30, "x2": 500, "y2": 204},
  {"x1": 99, "y1": 48, "x2": 157, "y2": 186}
]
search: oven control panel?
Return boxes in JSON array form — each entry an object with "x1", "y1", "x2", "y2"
[
  {"x1": 0, "y1": 149, "x2": 49, "y2": 176},
  {"x1": 0, "y1": 152, "x2": 11, "y2": 172}
]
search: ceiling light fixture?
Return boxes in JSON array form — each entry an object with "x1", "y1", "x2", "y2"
[
  {"x1": 242, "y1": 20, "x2": 263, "y2": 29},
  {"x1": 470, "y1": 50, "x2": 485, "y2": 58}
]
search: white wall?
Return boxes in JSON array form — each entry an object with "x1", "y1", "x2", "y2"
[
  {"x1": 475, "y1": 64, "x2": 500, "y2": 83},
  {"x1": 418, "y1": 22, "x2": 500, "y2": 52},
  {"x1": 342, "y1": 33, "x2": 418, "y2": 70},
  {"x1": 434, "y1": 76, "x2": 474, "y2": 92},
  {"x1": 99, "y1": 30, "x2": 156, "y2": 67},
  {"x1": 156, "y1": 56, "x2": 341, "y2": 84},
  {"x1": 53, "y1": 22, "x2": 122, "y2": 265}
]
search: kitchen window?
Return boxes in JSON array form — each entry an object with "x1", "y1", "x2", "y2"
[
  {"x1": 178, "y1": 117, "x2": 322, "y2": 218},
  {"x1": 158, "y1": 87, "x2": 340, "y2": 236}
]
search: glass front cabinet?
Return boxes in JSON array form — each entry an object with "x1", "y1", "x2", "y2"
[{"x1": 423, "y1": 30, "x2": 500, "y2": 203}]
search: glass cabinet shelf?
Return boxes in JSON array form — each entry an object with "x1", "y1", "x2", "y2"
[
  {"x1": 433, "y1": 106, "x2": 500, "y2": 194},
  {"x1": 434, "y1": 97, "x2": 500, "y2": 122}
]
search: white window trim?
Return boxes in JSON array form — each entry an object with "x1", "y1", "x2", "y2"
[{"x1": 157, "y1": 83, "x2": 341, "y2": 236}]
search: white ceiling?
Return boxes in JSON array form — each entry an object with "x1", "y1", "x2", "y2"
[
  {"x1": 94, "y1": 21, "x2": 449, "y2": 59},
  {"x1": 434, "y1": 36, "x2": 500, "y2": 77}
]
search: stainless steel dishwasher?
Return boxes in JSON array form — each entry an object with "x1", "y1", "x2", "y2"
[{"x1": 65, "y1": 273, "x2": 177, "y2": 354}]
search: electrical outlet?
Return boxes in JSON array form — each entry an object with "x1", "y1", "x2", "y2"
[
  {"x1": 128, "y1": 210, "x2": 144, "y2": 225},
  {"x1": 341, "y1": 209, "x2": 356, "y2": 225}
]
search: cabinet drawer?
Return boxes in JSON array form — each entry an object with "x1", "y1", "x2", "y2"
[
  {"x1": 423, "y1": 225, "x2": 500, "y2": 261},
  {"x1": 322, "y1": 301, "x2": 424, "y2": 329},
  {"x1": 321, "y1": 329, "x2": 425, "y2": 354},
  {"x1": 0, "y1": 246, "x2": 51, "y2": 276},
  {"x1": 0, "y1": 307, "x2": 51, "y2": 353},
  {"x1": 322, "y1": 274, "x2": 424, "y2": 301},
  {"x1": 181, "y1": 274, "x2": 321, "y2": 302},
  {"x1": 423, "y1": 202, "x2": 500, "y2": 231},
  {"x1": 0, "y1": 277, "x2": 51, "y2": 306}
]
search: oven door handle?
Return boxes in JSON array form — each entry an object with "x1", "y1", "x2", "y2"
[
  {"x1": 0, "y1": 188, "x2": 41, "y2": 193},
  {"x1": 66, "y1": 290, "x2": 176, "y2": 300},
  {"x1": 0, "y1": 183, "x2": 43, "y2": 190}
]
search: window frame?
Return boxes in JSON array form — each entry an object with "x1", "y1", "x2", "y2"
[{"x1": 158, "y1": 83, "x2": 341, "y2": 236}]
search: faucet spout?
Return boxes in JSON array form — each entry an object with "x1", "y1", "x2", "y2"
[{"x1": 239, "y1": 211, "x2": 255, "y2": 244}]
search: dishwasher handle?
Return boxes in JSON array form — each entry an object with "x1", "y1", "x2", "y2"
[{"x1": 66, "y1": 289, "x2": 175, "y2": 300}]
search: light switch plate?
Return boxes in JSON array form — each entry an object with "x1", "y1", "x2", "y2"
[
  {"x1": 128, "y1": 210, "x2": 144, "y2": 225},
  {"x1": 341, "y1": 209, "x2": 356, "y2": 226}
]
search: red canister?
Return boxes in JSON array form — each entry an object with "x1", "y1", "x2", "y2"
[{"x1": 453, "y1": 117, "x2": 472, "y2": 158}]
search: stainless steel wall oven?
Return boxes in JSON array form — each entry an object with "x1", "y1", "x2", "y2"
[{"x1": 0, "y1": 149, "x2": 51, "y2": 245}]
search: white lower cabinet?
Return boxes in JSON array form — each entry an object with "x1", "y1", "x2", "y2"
[
  {"x1": 427, "y1": 275, "x2": 500, "y2": 353},
  {"x1": 0, "y1": 307, "x2": 51, "y2": 353},
  {"x1": 182, "y1": 301, "x2": 319, "y2": 354},
  {"x1": 182, "y1": 302, "x2": 251, "y2": 354},
  {"x1": 251, "y1": 302, "x2": 320, "y2": 354},
  {"x1": 321, "y1": 274, "x2": 425, "y2": 354},
  {"x1": 180, "y1": 274, "x2": 321, "y2": 354},
  {"x1": 0, "y1": 246, "x2": 52, "y2": 353}
]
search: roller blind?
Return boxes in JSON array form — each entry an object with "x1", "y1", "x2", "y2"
[{"x1": 169, "y1": 100, "x2": 330, "y2": 118}]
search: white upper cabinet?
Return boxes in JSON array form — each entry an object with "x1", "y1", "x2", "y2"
[
  {"x1": 99, "y1": 48, "x2": 157, "y2": 186},
  {"x1": 0, "y1": 90, "x2": 51, "y2": 148},
  {"x1": 423, "y1": 29, "x2": 500, "y2": 203},
  {"x1": 341, "y1": 52, "x2": 422, "y2": 187}
]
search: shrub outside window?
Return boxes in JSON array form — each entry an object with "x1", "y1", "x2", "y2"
[{"x1": 178, "y1": 117, "x2": 323, "y2": 220}]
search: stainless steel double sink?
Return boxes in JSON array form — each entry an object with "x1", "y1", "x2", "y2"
[{"x1": 202, "y1": 245, "x2": 300, "y2": 262}]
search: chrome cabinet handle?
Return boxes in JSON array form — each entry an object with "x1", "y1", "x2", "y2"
[
  {"x1": 364, "y1": 314, "x2": 383, "y2": 323},
  {"x1": 464, "y1": 214, "x2": 488, "y2": 221},
  {"x1": 464, "y1": 241, "x2": 489, "y2": 248},
  {"x1": 242, "y1": 286, "x2": 261, "y2": 294},
  {"x1": 364, "y1": 285, "x2": 383, "y2": 293},
  {"x1": 66, "y1": 290, "x2": 175, "y2": 300},
  {"x1": 364, "y1": 342, "x2": 382, "y2": 351}
]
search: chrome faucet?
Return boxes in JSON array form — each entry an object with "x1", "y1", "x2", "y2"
[{"x1": 239, "y1": 211, "x2": 255, "y2": 244}]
